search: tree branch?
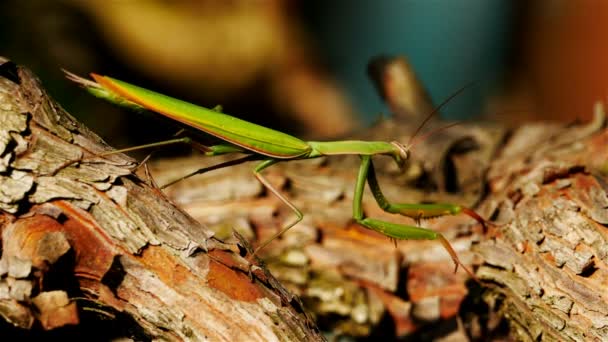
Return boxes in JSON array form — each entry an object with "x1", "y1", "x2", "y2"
[{"x1": 0, "y1": 58, "x2": 321, "y2": 341}]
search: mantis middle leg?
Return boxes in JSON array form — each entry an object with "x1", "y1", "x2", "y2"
[
  {"x1": 251, "y1": 159, "x2": 304, "y2": 256},
  {"x1": 353, "y1": 155, "x2": 475, "y2": 277}
]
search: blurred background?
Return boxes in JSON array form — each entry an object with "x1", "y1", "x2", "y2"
[{"x1": 1, "y1": 0, "x2": 608, "y2": 148}]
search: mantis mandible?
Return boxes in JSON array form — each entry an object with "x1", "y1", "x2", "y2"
[{"x1": 68, "y1": 72, "x2": 485, "y2": 277}]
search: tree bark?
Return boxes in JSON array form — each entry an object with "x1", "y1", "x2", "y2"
[
  {"x1": 0, "y1": 58, "x2": 322, "y2": 341},
  {"x1": 475, "y1": 107, "x2": 608, "y2": 341}
]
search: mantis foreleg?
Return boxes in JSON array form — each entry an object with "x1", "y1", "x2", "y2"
[{"x1": 353, "y1": 155, "x2": 475, "y2": 277}]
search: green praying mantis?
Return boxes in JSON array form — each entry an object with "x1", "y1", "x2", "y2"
[{"x1": 67, "y1": 72, "x2": 485, "y2": 278}]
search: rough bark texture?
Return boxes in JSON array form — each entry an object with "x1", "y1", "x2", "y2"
[
  {"x1": 476, "y1": 108, "x2": 608, "y2": 341},
  {"x1": 0, "y1": 58, "x2": 322, "y2": 341}
]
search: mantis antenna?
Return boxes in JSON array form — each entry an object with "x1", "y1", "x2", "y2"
[{"x1": 407, "y1": 82, "x2": 476, "y2": 146}]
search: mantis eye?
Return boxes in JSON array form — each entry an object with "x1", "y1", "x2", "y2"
[{"x1": 390, "y1": 141, "x2": 410, "y2": 163}]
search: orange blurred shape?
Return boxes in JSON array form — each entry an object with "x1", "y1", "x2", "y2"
[{"x1": 526, "y1": 2, "x2": 608, "y2": 121}]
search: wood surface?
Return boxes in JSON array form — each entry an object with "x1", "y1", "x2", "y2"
[{"x1": 0, "y1": 58, "x2": 321, "y2": 341}]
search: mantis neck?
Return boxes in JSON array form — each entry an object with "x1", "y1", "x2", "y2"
[{"x1": 307, "y1": 140, "x2": 399, "y2": 158}]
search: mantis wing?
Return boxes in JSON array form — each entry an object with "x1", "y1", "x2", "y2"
[{"x1": 91, "y1": 74, "x2": 311, "y2": 159}]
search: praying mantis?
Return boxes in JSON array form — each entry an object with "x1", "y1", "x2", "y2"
[{"x1": 67, "y1": 72, "x2": 485, "y2": 278}]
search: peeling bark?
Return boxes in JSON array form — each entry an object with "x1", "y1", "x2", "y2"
[
  {"x1": 475, "y1": 107, "x2": 608, "y2": 341},
  {"x1": 0, "y1": 58, "x2": 322, "y2": 341}
]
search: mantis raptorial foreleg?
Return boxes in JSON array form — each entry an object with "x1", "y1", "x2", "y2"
[{"x1": 353, "y1": 155, "x2": 475, "y2": 277}]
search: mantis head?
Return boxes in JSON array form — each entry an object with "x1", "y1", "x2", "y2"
[{"x1": 390, "y1": 141, "x2": 410, "y2": 167}]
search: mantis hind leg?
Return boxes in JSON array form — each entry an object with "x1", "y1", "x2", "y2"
[
  {"x1": 160, "y1": 154, "x2": 259, "y2": 189},
  {"x1": 251, "y1": 159, "x2": 304, "y2": 257},
  {"x1": 99, "y1": 104, "x2": 228, "y2": 156},
  {"x1": 352, "y1": 155, "x2": 477, "y2": 278},
  {"x1": 100, "y1": 137, "x2": 193, "y2": 156}
]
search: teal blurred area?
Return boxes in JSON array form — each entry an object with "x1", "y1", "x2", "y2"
[
  {"x1": 304, "y1": 0, "x2": 514, "y2": 121},
  {"x1": 0, "y1": 1, "x2": 523, "y2": 146}
]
